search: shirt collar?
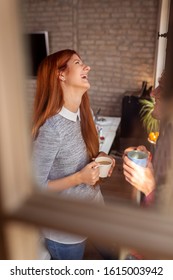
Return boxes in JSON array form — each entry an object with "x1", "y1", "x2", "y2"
[{"x1": 58, "y1": 106, "x2": 81, "y2": 122}]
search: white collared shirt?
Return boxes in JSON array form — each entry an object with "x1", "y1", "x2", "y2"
[{"x1": 58, "y1": 106, "x2": 80, "y2": 122}]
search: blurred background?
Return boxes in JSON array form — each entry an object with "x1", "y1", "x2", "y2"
[{"x1": 22, "y1": 0, "x2": 165, "y2": 117}]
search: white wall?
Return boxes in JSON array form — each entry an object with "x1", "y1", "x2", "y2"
[{"x1": 155, "y1": 0, "x2": 170, "y2": 85}]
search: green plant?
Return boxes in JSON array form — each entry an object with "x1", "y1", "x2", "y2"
[{"x1": 140, "y1": 98, "x2": 160, "y2": 133}]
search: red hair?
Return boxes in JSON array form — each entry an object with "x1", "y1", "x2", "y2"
[{"x1": 32, "y1": 49, "x2": 99, "y2": 159}]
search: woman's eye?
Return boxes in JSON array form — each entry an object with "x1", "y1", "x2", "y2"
[{"x1": 75, "y1": 60, "x2": 83, "y2": 65}]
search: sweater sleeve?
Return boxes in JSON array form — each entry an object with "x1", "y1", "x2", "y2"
[{"x1": 32, "y1": 123, "x2": 61, "y2": 189}]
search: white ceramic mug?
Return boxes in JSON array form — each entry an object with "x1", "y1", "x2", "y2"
[{"x1": 95, "y1": 156, "x2": 112, "y2": 178}]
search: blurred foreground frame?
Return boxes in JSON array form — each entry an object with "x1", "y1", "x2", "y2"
[
  {"x1": 1, "y1": 0, "x2": 173, "y2": 260},
  {"x1": 6, "y1": 190, "x2": 173, "y2": 260}
]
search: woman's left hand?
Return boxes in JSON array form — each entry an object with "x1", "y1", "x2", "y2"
[{"x1": 96, "y1": 151, "x2": 116, "y2": 177}]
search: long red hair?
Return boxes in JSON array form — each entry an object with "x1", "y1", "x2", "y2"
[{"x1": 32, "y1": 49, "x2": 99, "y2": 159}]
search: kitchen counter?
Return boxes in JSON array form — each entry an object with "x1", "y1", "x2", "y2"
[{"x1": 96, "y1": 116, "x2": 121, "y2": 154}]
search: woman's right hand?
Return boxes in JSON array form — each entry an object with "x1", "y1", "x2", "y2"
[
  {"x1": 78, "y1": 161, "x2": 100, "y2": 186},
  {"x1": 123, "y1": 155, "x2": 155, "y2": 196}
]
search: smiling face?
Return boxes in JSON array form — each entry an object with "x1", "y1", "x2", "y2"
[{"x1": 60, "y1": 54, "x2": 91, "y2": 92}]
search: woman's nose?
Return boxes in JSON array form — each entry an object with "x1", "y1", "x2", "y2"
[{"x1": 84, "y1": 64, "x2": 91, "y2": 72}]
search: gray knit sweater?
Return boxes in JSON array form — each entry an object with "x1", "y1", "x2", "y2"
[{"x1": 32, "y1": 108, "x2": 104, "y2": 243}]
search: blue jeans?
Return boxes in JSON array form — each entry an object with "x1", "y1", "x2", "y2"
[{"x1": 45, "y1": 238, "x2": 86, "y2": 260}]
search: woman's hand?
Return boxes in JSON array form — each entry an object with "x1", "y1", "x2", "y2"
[
  {"x1": 123, "y1": 145, "x2": 151, "y2": 161},
  {"x1": 123, "y1": 155, "x2": 155, "y2": 196},
  {"x1": 96, "y1": 151, "x2": 116, "y2": 177},
  {"x1": 78, "y1": 161, "x2": 100, "y2": 186}
]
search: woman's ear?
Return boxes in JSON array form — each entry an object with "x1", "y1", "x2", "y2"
[{"x1": 59, "y1": 72, "x2": 65, "y2": 82}]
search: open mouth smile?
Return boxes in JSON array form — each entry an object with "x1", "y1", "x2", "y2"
[{"x1": 81, "y1": 74, "x2": 88, "y2": 80}]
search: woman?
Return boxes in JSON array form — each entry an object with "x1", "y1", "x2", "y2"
[
  {"x1": 32, "y1": 49, "x2": 115, "y2": 260},
  {"x1": 123, "y1": 72, "x2": 166, "y2": 206},
  {"x1": 122, "y1": 72, "x2": 173, "y2": 259}
]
